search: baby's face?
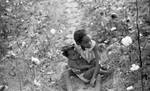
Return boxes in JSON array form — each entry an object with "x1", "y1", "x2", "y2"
[{"x1": 67, "y1": 49, "x2": 80, "y2": 60}]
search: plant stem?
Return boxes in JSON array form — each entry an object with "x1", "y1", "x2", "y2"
[{"x1": 135, "y1": 0, "x2": 144, "y2": 90}]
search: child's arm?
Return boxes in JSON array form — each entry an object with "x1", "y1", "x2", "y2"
[
  {"x1": 68, "y1": 60, "x2": 92, "y2": 70},
  {"x1": 90, "y1": 44, "x2": 100, "y2": 86}
]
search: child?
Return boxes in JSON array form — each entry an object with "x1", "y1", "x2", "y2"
[
  {"x1": 73, "y1": 29, "x2": 102, "y2": 85},
  {"x1": 61, "y1": 44, "x2": 110, "y2": 83}
]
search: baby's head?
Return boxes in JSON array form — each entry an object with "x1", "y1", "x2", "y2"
[{"x1": 61, "y1": 44, "x2": 80, "y2": 60}]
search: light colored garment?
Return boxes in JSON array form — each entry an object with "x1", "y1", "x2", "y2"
[{"x1": 75, "y1": 40, "x2": 96, "y2": 63}]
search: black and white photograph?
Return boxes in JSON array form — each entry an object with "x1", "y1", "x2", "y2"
[{"x1": 0, "y1": 0, "x2": 150, "y2": 91}]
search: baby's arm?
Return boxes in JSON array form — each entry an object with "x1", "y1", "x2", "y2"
[{"x1": 68, "y1": 60, "x2": 92, "y2": 70}]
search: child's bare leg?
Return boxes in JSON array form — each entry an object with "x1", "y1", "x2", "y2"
[
  {"x1": 81, "y1": 66, "x2": 114, "y2": 84},
  {"x1": 83, "y1": 66, "x2": 112, "y2": 80},
  {"x1": 82, "y1": 66, "x2": 104, "y2": 81},
  {"x1": 95, "y1": 74, "x2": 102, "y2": 91}
]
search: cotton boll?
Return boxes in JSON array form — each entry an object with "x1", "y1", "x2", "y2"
[
  {"x1": 130, "y1": 64, "x2": 140, "y2": 71},
  {"x1": 140, "y1": 33, "x2": 143, "y2": 37},
  {"x1": 111, "y1": 27, "x2": 116, "y2": 31},
  {"x1": 126, "y1": 86, "x2": 134, "y2": 91},
  {"x1": 31, "y1": 57, "x2": 40, "y2": 65},
  {"x1": 34, "y1": 79, "x2": 41, "y2": 86},
  {"x1": 106, "y1": 88, "x2": 115, "y2": 91},
  {"x1": 0, "y1": 85, "x2": 8, "y2": 91},
  {"x1": 121, "y1": 36, "x2": 133, "y2": 46},
  {"x1": 22, "y1": 41, "x2": 26, "y2": 47},
  {"x1": 50, "y1": 28, "x2": 56, "y2": 34},
  {"x1": 47, "y1": 71, "x2": 55, "y2": 75},
  {"x1": 6, "y1": 8, "x2": 12, "y2": 12},
  {"x1": 85, "y1": 0, "x2": 91, "y2": 1},
  {"x1": 6, "y1": 0, "x2": 9, "y2": 3},
  {"x1": 91, "y1": 22, "x2": 94, "y2": 25},
  {"x1": 8, "y1": 51, "x2": 16, "y2": 56}
]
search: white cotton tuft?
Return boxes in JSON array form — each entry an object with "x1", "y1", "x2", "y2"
[
  {"x1": 126, "y1": 86, "x2": 134, "y2": 91},
  {"x1": 31, "y1": 57, "x2": 40, "y2": 65},
  {"x1": 6, "y1": 0, "x2": 9, "y2": 3},
  {"x1": 22, "y1": 41, "x2": 26, "y2": 47},
  {"x1": 130, "y1": 64, "x2": 140, "y2": 71},
  {"x1": 140, "y1": 33, "x2": 143, "y2": 37},
  {"x1": 91, "y1": 22, "x2": 94, "y2": 25},
  {"x1": 47, "y1": 71, "x2": 55, "y2": 75},
  {"x1": 121, "y1": 36, "x2": 132, "y2": 46},
  {"x1": 8, "y1": 51, "x2": 16, "y2": 56},
  {"x1": 111, "y1": 27, "x2": 117, "y2": 31},
  {"x1": 50, "y1": 28, "x2": 56, "y2": 34},
  {"x1": 34, "y1": 79, "x2": 41, "y2": 86}
]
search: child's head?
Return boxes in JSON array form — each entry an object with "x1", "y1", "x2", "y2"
[
  {"x1": 61, "y1": 44, "x2": 80, "y2": 60},
  {"x1": 74, "y1": 29, "x2": 92, "y2": 50}
]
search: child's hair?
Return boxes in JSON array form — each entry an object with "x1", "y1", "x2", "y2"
[
  {"x1": 61, "y1": 44, "x2": 75, "y2": 57},
  {"x1": 74, "y1": 29, "x2": 86, "y2": 45}
]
